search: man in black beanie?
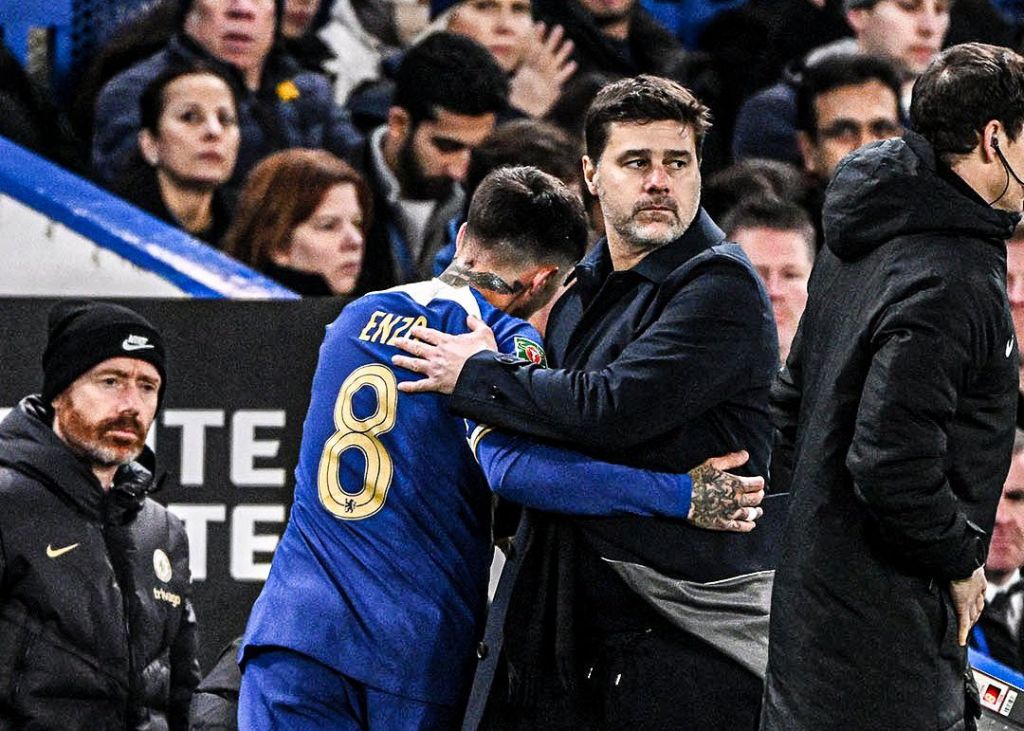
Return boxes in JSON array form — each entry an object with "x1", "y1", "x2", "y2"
[{"x1": 0, "y1": 301, "x2": 200, "y2": 729}]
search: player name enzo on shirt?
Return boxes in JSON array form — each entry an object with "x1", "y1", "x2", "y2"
[{"x1": 358, "y1": 311, "x2": 428, "y2": 346}]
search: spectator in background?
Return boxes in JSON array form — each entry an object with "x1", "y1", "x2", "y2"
[
  {"x1": 529, "y1": 0, "x2": 725, "y2": 168},
  {"x1": 345, "y1": 0, "x2": 575, "y2": 131},
  {"x1": 223, "y1": 149, "x2": 371, "y2": 296},
  {"x1": 351, "y1": 32, "x2": 508, "y2": 292},
  {"x1": 796, "y1": 54, "x2": 903, "y2": 183},
  {"x1": 0, "y1": 302, "x2": 199, "y2": 729},
  {"x1": 545, "y1": 68, "x2": 616, "y2": 139},
  {"x1": 70, "y1": 0, "x2": 181, "y2": 152},
  {"x1": 531, "y1": 0, "x2": 698, "y2": 84},
  {"x1": 280, "y1": 0, "x2": 334, "y2": 76},
  {"x1": 972, "y1": 430, "x2": 1024, "y2": 673},
  {"x1": 463, "y1": 120, "x2": 583, "y2": 203},
  {"x1": 93, "y1": 0, "x2": 361, "y2": 193},
  {"x1": 281, "y1": 0, "x2": 319, "y2": 44},
  {"x1": 115, "y1": 64, "x2": 240, "y2": 246},
  {"x1": 433, "y1": 0, "x2": 577, "y2": 119},
  {"x1": 0, "y1": 43, "x2": 84, "y2": 171},
  {"x1": 702, "y1": 157, "x2": 809, "y2": 223},
  {"x1": 319, "y1": 0, "x2": 406, "y2": 105},
  {"x1": 432, "y1": 118, "x2": 585, "y2": 278},
  {"x1": 723, "y1": 196, "x2": 815, "y2": 363},
  {"x1": 794, "y1": 54, "x2": 903, "y2": 235},
  {"x1": 733, "y1": 0, "x2": 945, "y2": 165},
  {"x1": 848, "y1": 0, "x2": 951, "y2": 81}
]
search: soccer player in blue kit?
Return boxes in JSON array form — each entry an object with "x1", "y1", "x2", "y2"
[{"x1": 238, "y1": 167, "x2": 765, "y2": 729}]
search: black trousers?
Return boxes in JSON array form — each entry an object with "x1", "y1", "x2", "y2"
[{"x1": 481, "y1": 621, "x2": 763, "y2": 730}]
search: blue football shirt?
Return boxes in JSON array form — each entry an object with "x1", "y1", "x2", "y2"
[{"x1": 242, "y1": 280, "x2": 545, "y2": 706}]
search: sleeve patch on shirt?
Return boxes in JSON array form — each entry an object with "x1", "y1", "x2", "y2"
[
  {"x1": 468, "y1": 424, "x2": 494, "y2": 461},
  {"x1": 513, "y1": 336, "x2": 547, "y2": 367}
]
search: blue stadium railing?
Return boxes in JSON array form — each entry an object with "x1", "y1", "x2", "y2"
[{"x1": 0, "y1": 135, "x2": 297, "y2": 299}]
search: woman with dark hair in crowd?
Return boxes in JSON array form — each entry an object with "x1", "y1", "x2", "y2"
[
  {"x1": 222, "y1": 149, "x2": 372, "y2": 296},
  {"x1": 115, "y1": 63, "x2": 240, "y2": 246},
  {"x1": 93, "y1": 0, "x2": 362, "y2": 194}
]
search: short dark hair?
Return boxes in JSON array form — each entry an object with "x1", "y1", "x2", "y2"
[
  {"x1": 796, "y1": 54, "x2": 902, "y2": 139},
  {"x1": 464, "y1": 120, "x2": 582, "y2": 209},
  {"x1": 547, "y1": 70, "x2": 618, "y2": 140},
  {"x1": 466, "y1": 166, "x2": 587, "y2": 270},
  {"x1": 139, "y1": 62, "x2": 241, "y2": 134},
  {"x1": 703, "y1": 159, "x2": 808, "y2": 223},
  {"x1": 394, "y1": 32, "x2": 509, "y2": 125},
  {"x1": 722, "y1": 196, "x2": 816, "y2": 262},
  {"x1": 911, "y1": 42, "x2": 1024, "y2": 159},
  {"x1": 584, "y1": 75, "x2": 712, "y2": 162}
]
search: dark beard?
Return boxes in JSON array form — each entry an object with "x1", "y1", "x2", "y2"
[
  {"x1": 588, "y1": 3, "x2": 635, "y2": 28},
  {"x1": 396, "y1": 133, "x2": 454, "y2": 201}
]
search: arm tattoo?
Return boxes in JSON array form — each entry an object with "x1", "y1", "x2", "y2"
[{"x1": 688, "y1": 463, "x2": 743, "y2": 528}]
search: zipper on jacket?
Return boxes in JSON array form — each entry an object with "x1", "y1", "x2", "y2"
[{"x1": 101, "y1": 500, "x2": 136, "y2": 725}]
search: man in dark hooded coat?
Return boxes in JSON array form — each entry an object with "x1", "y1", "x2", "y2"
[{"x1": 762, "y1": 42, "x2": 1024, "y2": 731}]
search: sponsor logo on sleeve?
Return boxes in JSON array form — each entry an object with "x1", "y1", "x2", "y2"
[{"x1": 513, "y1": 336, "x2": 547, "y2": 367}]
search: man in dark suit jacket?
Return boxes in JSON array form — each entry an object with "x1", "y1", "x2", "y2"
[{"x1": 394, "y1": 74, "x2": 779, "y2": 730}]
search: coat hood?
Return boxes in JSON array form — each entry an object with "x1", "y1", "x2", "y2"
[
  {"x1": 823, "y1": 131, "x2": 1019, "y2": 261},
  {"x1": 0, "y1": 396, "x2": 158, "y2": 521}
]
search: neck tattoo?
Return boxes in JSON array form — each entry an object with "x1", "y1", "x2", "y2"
[{"x1": 440, "y1": 262, "x2": 522, "y2": 295}]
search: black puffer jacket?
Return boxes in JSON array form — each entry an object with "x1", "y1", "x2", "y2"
[
  {"x1": 187, "y1": 637, "x2": 241, "y2": 731},
  {"x1": 0, "y1": 396, "x2": 199, "y2": 730},
  {"x1": 762, "y1": 132, "x2": 1020, "y2": 730}
]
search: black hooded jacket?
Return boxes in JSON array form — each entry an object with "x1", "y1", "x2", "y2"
[
  {"x1": 0, "y1": 396, "x2": 199, "y2": 730},
  {"x1": 761, "y1": 132, "x2": 1020, "y2": 730}
]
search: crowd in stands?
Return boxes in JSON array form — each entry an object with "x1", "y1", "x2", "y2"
[{"x1": 9, "y1": 0, "x2": 1024, "y2": 305}]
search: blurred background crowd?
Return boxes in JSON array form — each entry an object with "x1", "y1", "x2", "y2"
[{"x1": 8, "y1": 0, "x2": 1021, "y2": 311}]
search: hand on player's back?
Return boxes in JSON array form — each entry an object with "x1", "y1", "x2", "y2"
[{"x1": 393, "y1": 316, "x2": 498, "y2": 395}]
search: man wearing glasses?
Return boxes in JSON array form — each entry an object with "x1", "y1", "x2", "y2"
[
  {"x1": 733, "y1": 0, "x2": 945, "y2": 167},
  {"x1": 796, "y1": 53, "x2": 904, "y2": 184}
]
